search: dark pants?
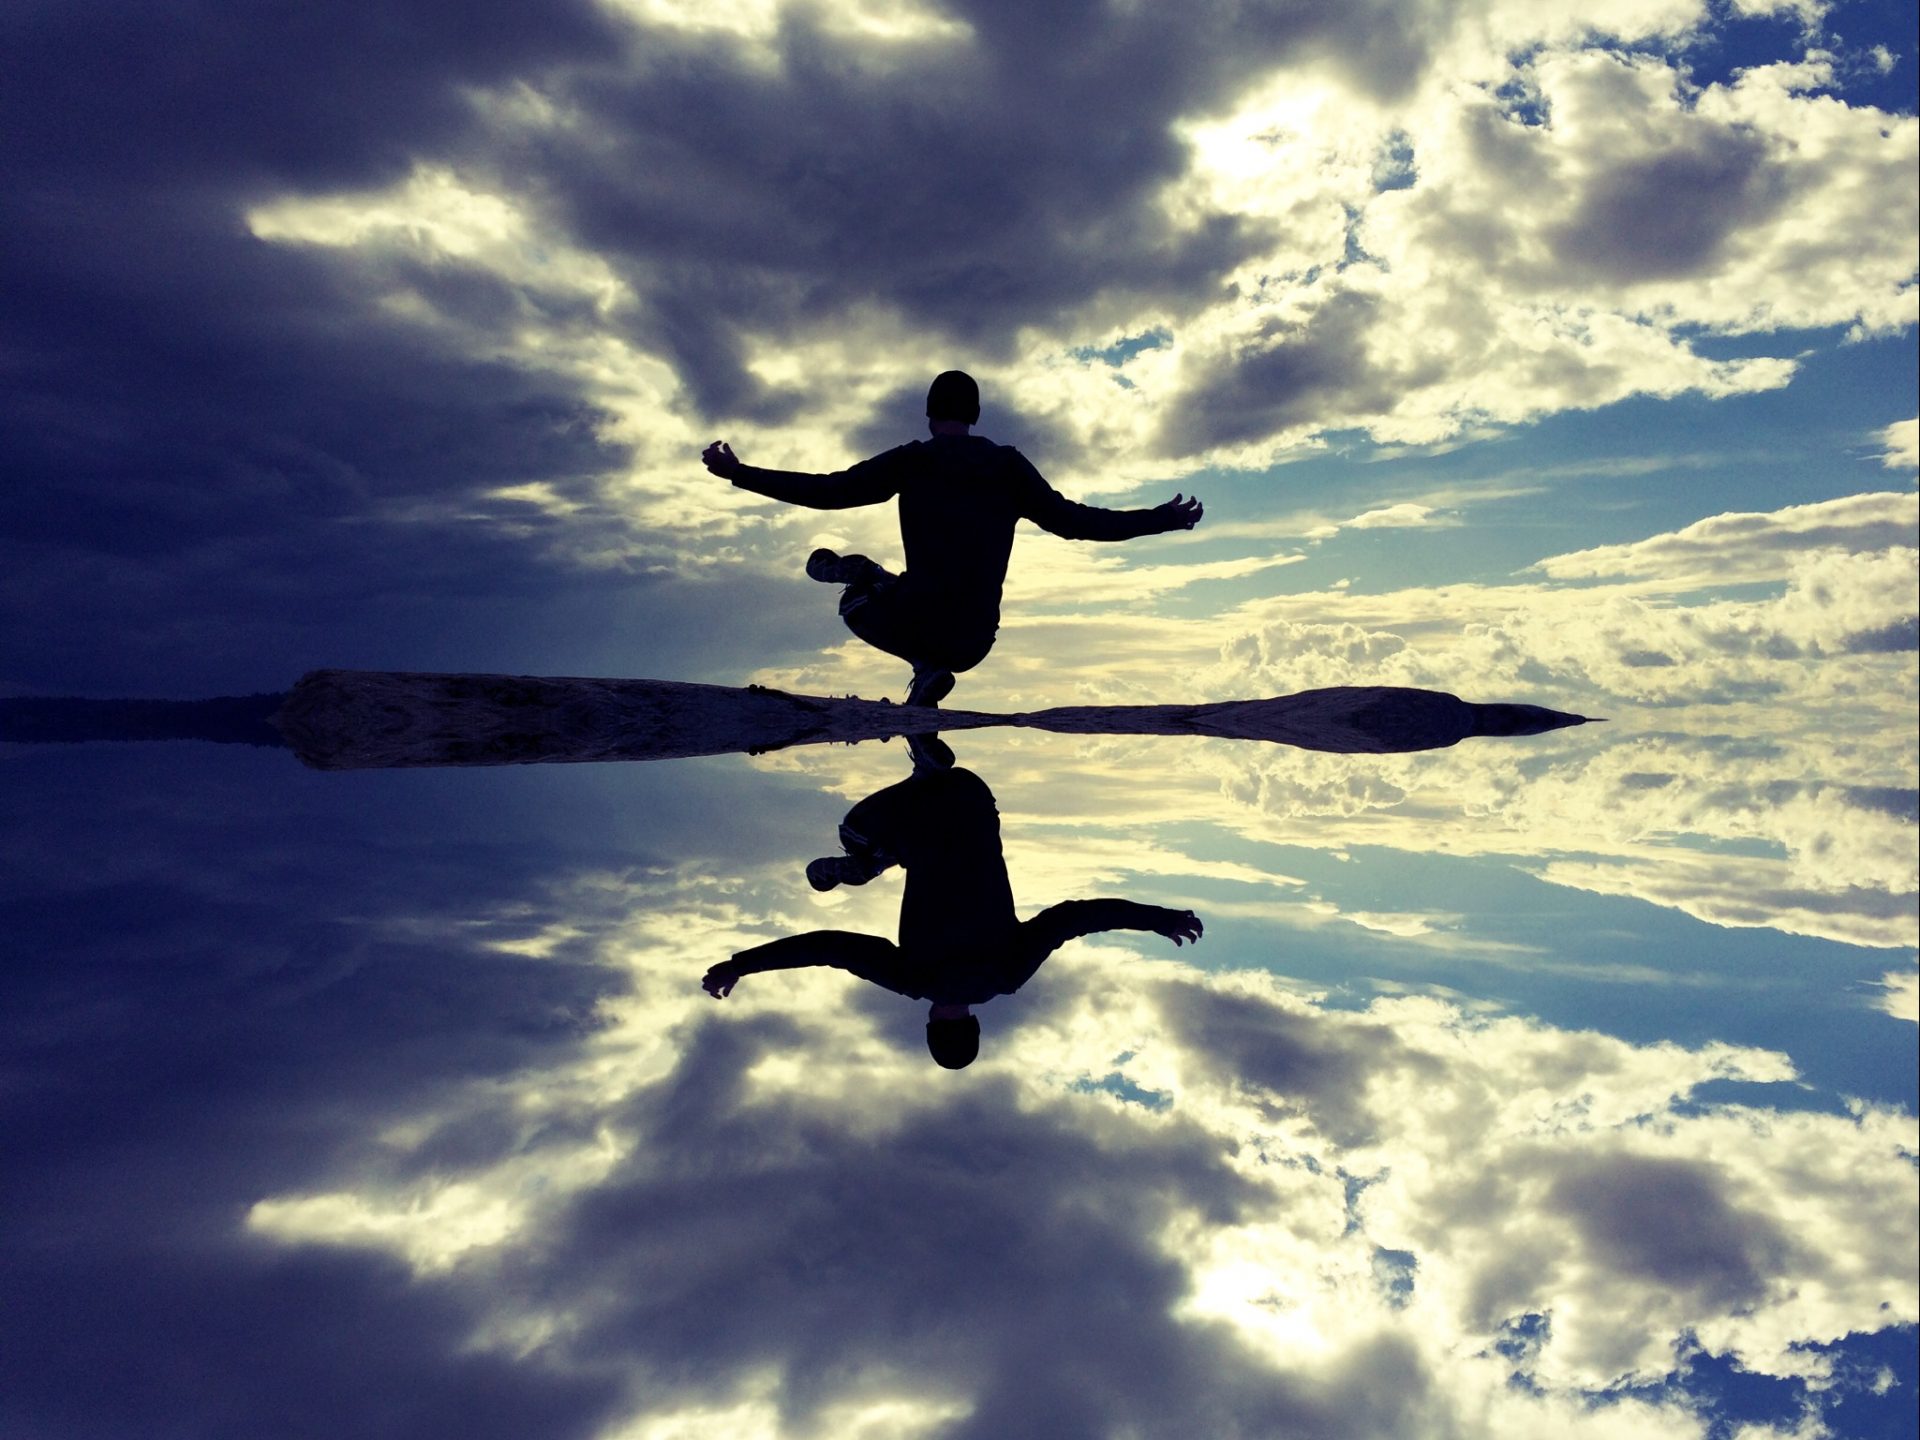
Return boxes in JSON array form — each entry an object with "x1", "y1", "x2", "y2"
[
  {"x1": 837, "y1": 565, "x2": 996, "y2": 674},
  {"x1": 838, "y1": 766, "x2": 998, "y2": 871}
]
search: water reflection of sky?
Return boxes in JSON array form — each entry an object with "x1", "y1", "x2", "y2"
[
  {"x1": 5, "y1": 0, "x2": 1917, "y2": 1434},
  {"x1": 5, "y1": 710, "x2": 1912, "y2": 1438}
]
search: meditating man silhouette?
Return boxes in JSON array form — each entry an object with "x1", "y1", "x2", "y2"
[
  {"x1": 702, "y1": 370, "x2": 1202, "y2": 706},
  {"x1": 701, "y1": 743, "x2": 1203, "y2": 1069}
]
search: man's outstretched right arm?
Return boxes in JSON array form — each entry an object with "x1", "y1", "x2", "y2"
[
  {"x1": 702, "y1": 930, "x2": 914, "y2": 998},
  {"x1": 704, "y1": 439, "x2": 906, "y2": 510}
]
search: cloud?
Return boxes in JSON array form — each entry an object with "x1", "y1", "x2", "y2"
[
  {"x1": 1280, "y1": 501, "x2": 1454, "y2": 543},
  {"x1": 1873, "y1": 963, "x2": 1919, "y2": 1023},
  {"x1": 1875, "y1": 417, "x2": 1920, "y2": 473},
  {"x1": 0, "y1": 748, "x2": 666, "y2": 1438},
  {"x1": 1532, "y1": 852, "x2": 1915, "y2": 949},
  {"x1": 1179, "y1": 488, "x2": 1919, "y2": 725},
  {"x1": 872, "y1": 709, "x2": 1911, "y2": 951},
  {"x1": 729, "y1": 465, "x2": 1919, "y2": 955},
  {"x1": 1200, "y1": 579, "x2": 1917, "y2": 713},
  {"x1": 741, "y1": 473, "x2": 1916, "y2": 956},
  {"x1": 1001, "y1": 537, "x2": 1304, "y2": 610},
  {"x1": 1340, "y1": 502, "x2": 1443, "y2": 531},
  {"x1": 1729, "y1": 0, "x2": 1829, "y2": 21},
  {"x1": 1528, "y1": 492, "x2": 1920, "y2": 588},
  {"x1": 1178, "y1": 724, "x2": 1918, "y2": 948},
  {"x1": 1151, "y1": 38, "x2": 1916, "y2": 459},
  {"x1": 1185, "y1": 483, "x2": 1523, "y2": 544}
]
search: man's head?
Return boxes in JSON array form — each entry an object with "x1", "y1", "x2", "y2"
[
  {"x1": 926, "y1": 1008, "x2": 980, "y2": 1069},
  {"x1": 926, "y1": 370, "x2": 980, "y2": 427}
]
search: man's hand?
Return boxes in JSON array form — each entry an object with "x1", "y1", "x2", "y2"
[
  {"x1": 1150, "y1": 909, "x2": 1204, "y2": 946},
  {"x1": 702, "y1": 960, "x2": 743, "y2": 998},
  {"x1": 702, "y1": 441, "x2": 742, "y2": 479},
  {"x1": 1156, "y1": 493, "x2": 1203, "y2": 531}
]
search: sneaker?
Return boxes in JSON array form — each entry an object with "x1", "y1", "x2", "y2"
[
  {"x1": 806, "y1": 855, "x2": 880, "y2": 891},
  {"x1": 905, "y1": 667, "x2": 955, "y2": 708},
  {"x1": 905, "y1": 732, "x2": 955, "y2": 772},
  {"x1": 805, "y1": 548, "x2": 884, "y2": 586}
]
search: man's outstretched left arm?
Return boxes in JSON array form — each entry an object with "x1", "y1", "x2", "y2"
[{"x1": 1010, "y1": 450, "x2": 1202, "y2": 541}]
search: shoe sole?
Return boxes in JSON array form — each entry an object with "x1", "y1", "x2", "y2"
[{"x1": 806, "y1": 548, "x2": 880, "y2": 586}]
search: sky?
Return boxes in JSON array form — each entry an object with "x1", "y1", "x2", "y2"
[{"x1": 1, "y1": 1, "x2": 1916, "y2": 1438}]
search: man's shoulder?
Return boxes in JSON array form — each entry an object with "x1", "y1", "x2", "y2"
[
  {"x1": 954, "y1": 436, "x2": 1038, "y2": 473},
  {"x1": 902, "y1": 437, "x2": 1042, "y2": 496},
  {"x1": 924, "y1": 434, "x2": 1017, "y2": 454}
]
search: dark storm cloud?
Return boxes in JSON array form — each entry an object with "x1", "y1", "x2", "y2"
[
  {"x1": 1843, "y1": 615, "x2": 1920, "y2": 652},
  {"x1": 0, "y1": 0, "x2": 619, "y2": 192},
  {"x1": 511, "y1": 0, "x2": 1436, "y2": 421},
  {"x1": 0, "y1": 503, "x2": 832, "y2": 696},
  {"x1": 0, "y1": 222, "x2": 617, "y2": 558},
  {"x1": 1547, "y1": 1154, "x2": 1796, "y2": 1308},
  {"x1": 0, "y1": 767, "x2": 638, "y2": 1438},
  {"x1": 522, "y1": 1013, "x2": 1441, "y2": 1440},
  {"x1": 0, "y1": 734, "x2": 852, "y2": 1439},
  {"x1": 1151, "y1": 289, "x2": 1392, "y2": 456},
  {"x1": 0, "y1": 160, "x2": 666, "y2": 691},
  {"x1": 845, "y1": 375, "x2": 1082, "y2": 464},
  {"x1": 0, "y1": 0, "x2": 657, "y2": 692},
  {"x1": 1150, "y1": 971, "x2": 1443, "y2": 1148},
  {"x1": 1548, "y1": 128, "x2": 1791, "y2": 285},
  {"x1": 0, "y1": 1248, "x2": 614, "y2": 1440}
]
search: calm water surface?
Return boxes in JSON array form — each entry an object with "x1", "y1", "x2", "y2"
[{"x1": 3, "y1": 713, "x2": 1913, "y2": 1440}]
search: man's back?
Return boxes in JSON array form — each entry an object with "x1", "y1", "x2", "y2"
[{"x1": 893, "y1": 434, "x2": 1034, "y2": 620}]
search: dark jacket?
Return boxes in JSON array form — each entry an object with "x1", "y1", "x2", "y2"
[
  {"x1": 733, "y1": 434, "x2": 1173, "y2": 642},
  {"x1": 730, "y1": 767, "x2": 1187, "y2": 1007}
]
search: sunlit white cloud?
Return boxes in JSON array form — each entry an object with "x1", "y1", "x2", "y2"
[
  {"x1": 741, "y1": 478, "x2": 1918, "y2": 735},
  {"x1": 1529, "y1": 491, "x2": 1919, "y2": 588},
  {"x1": 1873, "y1": 962, "x2": 1919, "y2": 1023},
  {"x1": 1729, "y1": 0, "x2": 1830, "y2": 26},
  {"x1": 1876, "y1": 417, "x2": 1919, "y2": 473},
  {"x1": 1532, "y1": 852, "x2": 1913, "y2": 950},
  {"x1": 1202, "y1": 479, "x2": 1540, "y2": 545}
]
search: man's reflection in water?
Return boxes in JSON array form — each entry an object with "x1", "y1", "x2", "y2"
[{"x1": 704, "y1": 737, "x2": 1203, "y2": 1068}]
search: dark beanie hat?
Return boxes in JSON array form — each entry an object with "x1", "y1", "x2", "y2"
[{"x1": 926, "y1": 370, "x2": 980, "y2": 424}]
